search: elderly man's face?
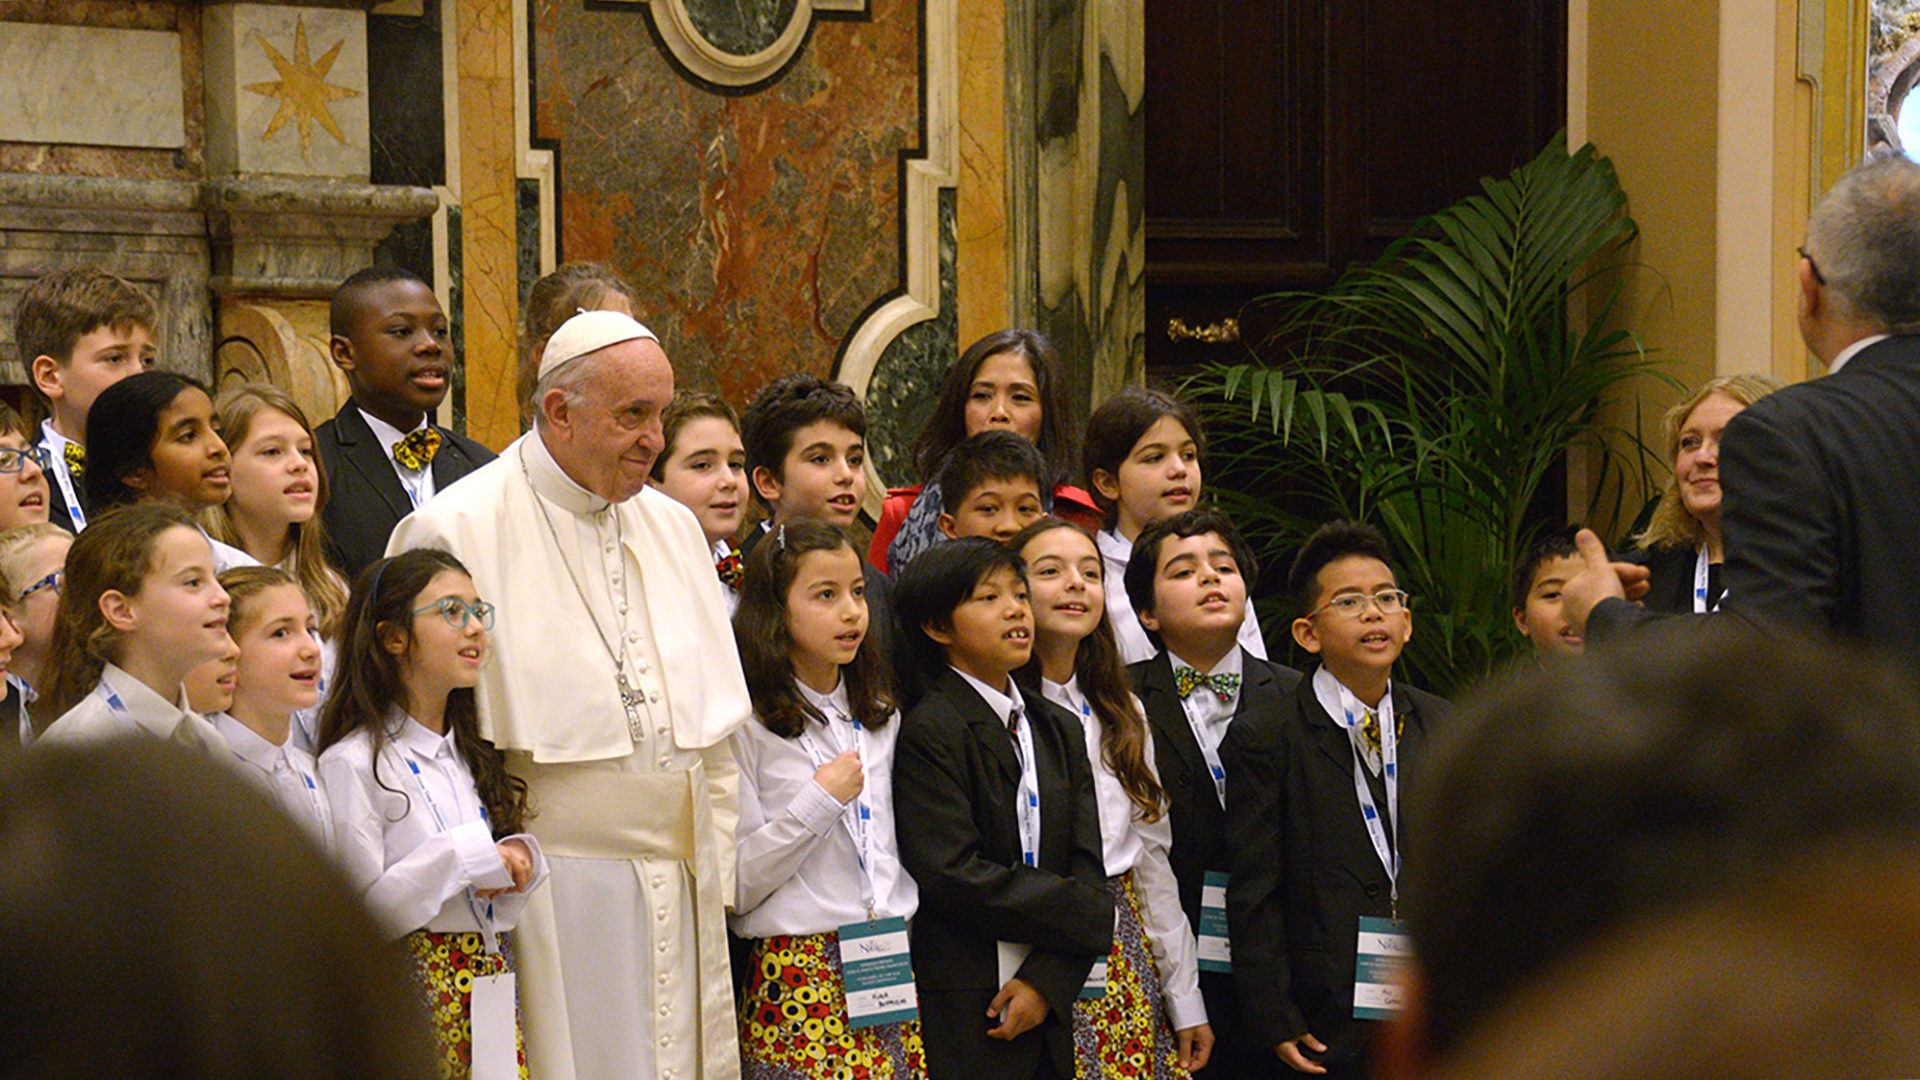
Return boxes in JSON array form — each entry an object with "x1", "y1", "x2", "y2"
[{"x1": 552, "y1": 337, "x2": 674, "y2": 502}]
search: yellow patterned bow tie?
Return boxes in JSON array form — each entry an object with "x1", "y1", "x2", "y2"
[
  {"x1": 1174, "y1": 666, "x2": 1240, "y2": 703},
  {"x1": 62, "y1": 441, "x2": 85, "y2": 480},
  {"x1": 1358, "y1": 707, "x2": 1403, "y2": 761},
  {"x1": 393, "y1": 428, "x2": 441, "y2": 472}
]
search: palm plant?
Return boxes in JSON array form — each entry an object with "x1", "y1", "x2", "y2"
[{"x1": 1188, "y1": 133, "x2": 1670, "y2": 696}]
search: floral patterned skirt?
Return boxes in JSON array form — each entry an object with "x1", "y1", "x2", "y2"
[
  {"x1": 1072, "y1": 872, "x2": 1189, "y2": 1079},
  {"x1": 740, "y1": 929, "x2": 927, "y2": 1080},
  {"x1": 406, "y1": 929, "x2": 529, "y2": 1080}
]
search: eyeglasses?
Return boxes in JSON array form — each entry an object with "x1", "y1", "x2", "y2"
[
  {"x1": 17, "y1": 568, "x2": 61, "y2": 602},
  {"x1": 1798, "y1": 244, "x2": 1827, "y2": 286},
  {"x1": 1308, "y1": 589, "x2": 1411, "y2": 619},
  {"x1": 0, "y1": 446, "x2": 49, "y2": 474},
  {"x1": 411, "y1": 596, "x2": 496, "y2": 630}
]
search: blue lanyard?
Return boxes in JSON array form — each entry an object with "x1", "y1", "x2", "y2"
[
  {"x1": 405, "y1": 754, "x2": 500, "y2": 952},
  {"x1": 798, "y1": 709, "x2": 878, "y2": 918},
  {"x1": 1008, "y1": 707, "x2": 1041, "y2": 867}
]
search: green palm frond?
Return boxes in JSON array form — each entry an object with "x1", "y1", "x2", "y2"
[{"x1": 1190, "y1": 133, "x2": 1677, "y2": 696}]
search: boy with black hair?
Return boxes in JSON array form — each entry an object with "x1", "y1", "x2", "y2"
[
  {"x1": 314, "y1": 267, "x2": 495, "y2": 576},
  {"x1": 1123, "y1": 507, "x2": 1300, "y2": 1078},
  {"x1": 739, "y1": 373, "x2": 902, "y2": 687},
  {"x1": 1221, "y1": 520, "x2": 1448, "y2": 1080},
  {"x1": 16, "y1": 267, "x2": 157, "y2": 532},
  {"x1": 935, "y1": 430, "x2": 1048, "y2": 545},
  {"x1": 1511, "y1": 525, "x2": 1584, "y2": 659}
]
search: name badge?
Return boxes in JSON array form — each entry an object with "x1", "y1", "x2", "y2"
[
  {"x1": 1079, "y1": 957, "x2": 1109, "y2": 999},
  {"x1": 469, "y1": 971, "x2": 518, "y2": 1080},
  {"x1": 840, "y1": 917, "x2": 919, "y2": 1029},
  {"x1": 1198, "y1": 870, "x2": 1232, "y2": 973},
  {"x1": 1352, "y1": 916, "x2": 1411, "y2": 1019}
]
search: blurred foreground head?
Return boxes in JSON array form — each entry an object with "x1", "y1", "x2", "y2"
[
  {"x1": 0, "y1": 741, "x2": 435, "y2": 1080},
  {"x1": 1397, "y1": 625, "x2": 1920, "y2": 1070},
  {"x1": 1428, "y1": 846, "x2": 1920, "y2": 1080}
]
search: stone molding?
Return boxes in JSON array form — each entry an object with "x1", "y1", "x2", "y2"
[
  {"x1": 0, "y1": 170, "x2": 433, "y2": 415},
  {"x1": 620, "y1": 0, "x2": 868, "y2": 90}
]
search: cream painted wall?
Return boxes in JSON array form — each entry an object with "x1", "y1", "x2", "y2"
[{"x1": 1569, "y1": 0, "x2": 1860, "y2": 532}]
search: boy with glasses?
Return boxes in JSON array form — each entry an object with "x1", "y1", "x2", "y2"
[
  {"x1": 0, "y1": 523, "x2": 69, "y2": 744},
  {"x1": 0, "y1": 403, "x2": 53, "y2": 531},
  {"x1": 1223, "y1": 521, "x2": 1449, "y2": 1080}
]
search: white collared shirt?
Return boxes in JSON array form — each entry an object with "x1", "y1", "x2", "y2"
[
  {"x1": 38, "y1": 419, "x2": 86, "y2": 530},
  {"x1": 203, "y1": 529, "x2": 262, "y2": 573},
  {"x1": 729, "y1": 678, "x2": 917, "y2": 937},
  {"x1": 10, "y1": 672, "x2": 34, "y2": 746},
  {"x1": 1097, "y1": 528, "x2": 1269, "y2": 664},
  {"x1": 358, "y1": 407, "x2": 438, "y2": 507},
  {"x1": 951, "y1": 665, "x2": 1043, "y2": 865},
  {"x1": 1311, "y1": 665, "x2": 1394, "y2": 777},
  {"x1": 1041, "y1": 674, "x2": 1208, "y2": 1030},
  {"x1": 1828, "y1": 333, "x2": 1891, "y2": 374},
  {"x1": 40, "y1": 663, "x2": 229, "y2": 751},
  {"x1": 211, "y1": 712, "x2": 334, "y2": 852},
  {"x1": 318, "y1": 712, "x2": 549, "y2": 939},
  {"x1": 714, "y1": 539, "x2": 740, "y2": 615},
  {"x1": 1174, "y1": 646, "x2": 1244, "y2": 760}
]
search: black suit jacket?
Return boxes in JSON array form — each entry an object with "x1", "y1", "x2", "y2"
[
  {"x1": 312, "y1": 404, "x2": 494, "y2": 576},
  {"x1": 1131, "y1": 650, "x2": 1300, "y2": 1078},
  {"x1": 1593, "y1": 336, "x2": 1920, "y2": 667},
  {"x1": 1223, "y1": 668, "x2": 1448, "y2": 1074},
  {"x1": 893, "y1": 667, "x2": 1112, "y2": 1080},
  {"x1": 1129, "y1": 651, "x2": 1301, "y2": 932},
  {"x1": 1620, "y1": 544, "x2": 1696, "y2": 615}
]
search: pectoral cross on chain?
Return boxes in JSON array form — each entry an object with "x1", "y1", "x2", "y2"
[{"x1": 617, "y1": 673, "x2": 646, "y2": 740}]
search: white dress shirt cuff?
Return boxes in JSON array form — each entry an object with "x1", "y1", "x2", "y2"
[
  {"x1": 792, "y1": 779, "x2": 851, "y2": 835},
  {"x1": 1165, "y1": 989, "x2": 1209, "y2": 1032},
  {"x1": 451, "y1": 819, "x2": 512, "y2": 891}
]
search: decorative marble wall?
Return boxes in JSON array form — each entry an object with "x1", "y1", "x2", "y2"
[
  {"x1": 1025, "y1": 0, "x2": 1144, "y2": 409},
  {"x1": 530, "y1": 0, "x2": 921, "y2": 413}
]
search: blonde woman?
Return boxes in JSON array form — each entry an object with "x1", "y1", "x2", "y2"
[{"x1": 1629, "y1": 373, "x2": 1785, "y2": 613}]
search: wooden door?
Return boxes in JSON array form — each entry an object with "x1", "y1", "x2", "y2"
[{"x1": 1145, "y1": 0, "x2": 1567, "y2": 381}]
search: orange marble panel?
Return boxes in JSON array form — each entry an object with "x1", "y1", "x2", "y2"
[
  {"x1": 955, "y1": 0, "x2": 1007, "y2": 349},
  {"x1": 455, "y1": 0, "x2": 523, "y2": 449},
  {"x1": 532, "y1": 0, "x2": 921, "y2": 409}
]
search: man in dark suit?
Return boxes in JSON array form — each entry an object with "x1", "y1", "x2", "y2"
[
  {"x1": 313, "y1": 267, "x2": 494, "y2": 576},
  {"x1": 1565, "y1": 152, "x2": 1920, "y2": 668},
  {"x1": 1122, "y1": 507, "x2": 1303, "y2": 1079}
]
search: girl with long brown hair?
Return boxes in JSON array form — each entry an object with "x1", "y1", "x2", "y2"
[
  {"x1": 728, "y1": 519, "x2": 924, "y2": 1077},
  {"x1": 1011, "y1": 517, "x2": 1214, "y2": 1078},
  {"x1": 315, "y1": 547, "x2": 544, "y2": 1079},
  {"x1": 38, "y1": 503, "x2": 229, "y2": 746}
]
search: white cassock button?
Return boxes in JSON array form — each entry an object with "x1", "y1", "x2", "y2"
[
  {"x1": 658, "y1": 1004, "x2": 671, "y2": 1017},
  {"x1": 659, "y1": 1034, "x2": 672, "y2": 1047},
  {"x1": 649, "y1": 692, "x2": 661, "y2": 704},
  {"x1": 627, "y1": 631, "x2": 640, "y2": 643},
  {"x1": 657, "y1": 972, "x2": 669, "y2": 985}
]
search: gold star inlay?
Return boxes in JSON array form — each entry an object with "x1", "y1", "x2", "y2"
[{"x1": 243, "y1": 15, "x2": 361, "y2": 162}]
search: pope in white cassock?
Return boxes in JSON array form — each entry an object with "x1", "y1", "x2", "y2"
[{"x1": 389, "y1": 310, "x2": 748, "y2": 1080}]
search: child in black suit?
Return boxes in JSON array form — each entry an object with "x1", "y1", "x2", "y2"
[
  {"x1": 1122, "y1": 507, "x2": 1301, "y2": 1078},
  {"x1": 314, "y1": 267, "x2": 495, "y2": 575},
  {"x1": 892, "y1": 538, "x2": 1112, "y2": 1080},
  {"x1": 1224, "y1": 521, "x2": 1449, "y2": 1080}
]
